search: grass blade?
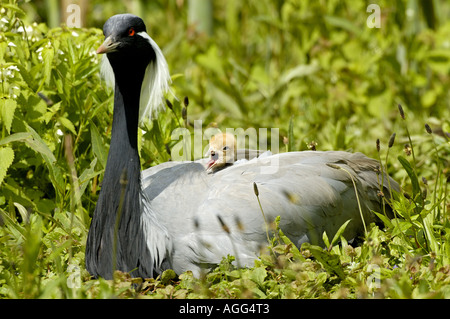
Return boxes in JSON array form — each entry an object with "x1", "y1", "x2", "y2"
[{"x1": 398, "y1": 155, "x2": 422, "y2": 203}]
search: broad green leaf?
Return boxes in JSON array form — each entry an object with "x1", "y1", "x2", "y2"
[
  {"x1": 0, "y1": 146, "x2": 14, "y2": 185},
  {"x1": 25, "y1": 124, "x2": 65, "y2": 197},
  {"x1": 275, "y1": 216, "x2": 305, "y2": 262},
  {"x1": 78, "y1": 158, "x2": 99, "y2": 197},
  {"x1": 0, "y1": 207, "x2": 26, "y2": 239},
  {"x1": 161, "y1": 269, "x2": 177, "y2": 285},
  {"x1": 43, "y1": 237, "x2": 73, "y2": 263},
  {"x1": 398, "y1": 155, "x2": 421, "y2": 201},
  {"x1": 24, "y1": 125, "x2": 57, "y2": 163},
  {"x1": 58, "y1": 116, "x2": 77, "y2": 135},
  {"x1": 251, "y1": 286, "x2": 267, "y2": 298},
  {"x1": 41, "y1": 102, "x2": 61, "y2": 124},
  {"x1": 330, "y1": 219, "x2": 351, "y2": 247},
  {"x1": 42, "y1": 46, "x2": 54, "y2": 86},
  {"x1": 373, "y1": 211, "x2": 394, "y2": 228},
  {"x1": 0, "y1": 98, "x2": 17, "y2": 134},
  {"x1": 250, "y1": 267, "x2": 267, "y2": 287},
  {"x1": 90, "y1": 120, "x2": 108, "y2": 169},
  {"x1": 303, "y1": 242, "x2": 345, "y2": 280},
  {"x1": 0, "y1": 132, "x2": 32, "y2": 146},
  {"x1": 391, "y1": 220, "x2": 413, "y2": 238},
  {"x1": 13, "y1": 202, "x2": 29, "y2": 223},
  {"x1": 423, "y1": 214, "x2": 439, "y2": 253},
  {"x1": 322, "y1": 231, "x2": 330, "y2": 248}
]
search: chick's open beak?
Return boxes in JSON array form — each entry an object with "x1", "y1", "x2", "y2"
[
  {"x1": 206, "y1": 151, "x2": 218, "y2": 170},
  {"x1": 97, "y1": 36, "x2": 120, "y2": 54}
]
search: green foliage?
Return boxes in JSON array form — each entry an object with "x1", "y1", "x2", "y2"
[
  {"x1": 0, "y1": 0, "x2": 449, "y2": 299},
  {"x1": 0, "y1": 1, "x2": 104, "y2": 298}
]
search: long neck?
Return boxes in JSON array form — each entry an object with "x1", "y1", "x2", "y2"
[
  {"x1": 109, "y1": 65, "x2": 142, "y2": 149},
  {"x1": 102, "y1": 80, "x2": 142, "y2": 219},
  {"x1": 107, "y1": 81, "x2": 140, "y2": 171},
  {"x1": 86, "y1": 66, "x2": 146, "y2": 279}
]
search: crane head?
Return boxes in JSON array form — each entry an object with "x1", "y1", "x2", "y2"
[{"x1": 97, "y1": 13, "x2": 171, "y2": 124}]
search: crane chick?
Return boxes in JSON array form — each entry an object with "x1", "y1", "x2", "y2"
[{"x1": 206, "y1": 132, "x2": 237, "y2": 172}]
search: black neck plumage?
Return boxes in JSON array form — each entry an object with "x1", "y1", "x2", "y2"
[{"x1": 85, "y1": 59, "x2": 147, "y2": 279}]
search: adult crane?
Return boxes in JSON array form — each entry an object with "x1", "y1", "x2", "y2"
[{"x1": 85, "y1": 14, "x2": 399, "y2": 279}]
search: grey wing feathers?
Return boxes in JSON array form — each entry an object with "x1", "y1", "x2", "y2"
[{"x1": 141, "y1": 150, "x2": 399, "y2": 275}]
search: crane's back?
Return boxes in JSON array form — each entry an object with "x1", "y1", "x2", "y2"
[{"x1": 141, "y1": 150, "x2": 399, "y2": 275}]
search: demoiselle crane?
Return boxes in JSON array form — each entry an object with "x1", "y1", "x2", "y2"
[{"x1": 85, "y1": 14, "x2": 400, "y2": 279}]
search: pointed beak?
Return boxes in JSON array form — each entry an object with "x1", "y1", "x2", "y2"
[
  {"x1": 206, "y1": 151, "x2": 218, "y2": 170},
  {"x1": 206, "y1": 157, "x2": 216, "y2": 169},
  {"x1": 96, "y1": 36, "x2": 119, "y2": 54}
]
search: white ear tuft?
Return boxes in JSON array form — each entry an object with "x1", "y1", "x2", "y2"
[
  {"x1": 100, "y1": 54, "x2": 115, "y2": 88},
  {"x1": 138, "y1": 31, "x2": 172, "y2": 124}
]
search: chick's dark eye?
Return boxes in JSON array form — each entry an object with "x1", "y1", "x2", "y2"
[
  {"x1": 128, "y1": 28, "x2": 135, "y2": 36},
  {"x1": 223, "y1": 146, "x2": 229, "y2": 151}
]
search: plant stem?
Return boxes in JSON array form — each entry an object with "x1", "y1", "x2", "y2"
[
  {"x1": 253, "y1": 182, "x2": 271, "y2": 244},
  {"x1": 326, "y1": 164, "x2": 367, "y2": 236}
]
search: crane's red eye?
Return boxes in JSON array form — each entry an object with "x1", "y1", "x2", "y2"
[{"x1": 128, "y1": 28, "x2": 135, "y2": 36}]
